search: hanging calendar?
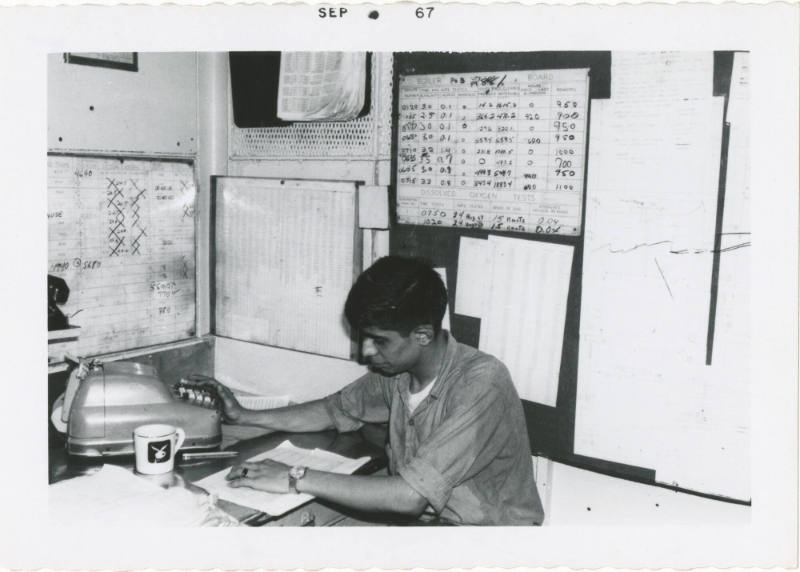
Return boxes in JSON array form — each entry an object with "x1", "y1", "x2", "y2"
[{"x1": 396, "y1": 68, "x2": 589, "y2": 236}]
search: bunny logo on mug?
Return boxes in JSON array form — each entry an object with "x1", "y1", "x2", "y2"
[
  {"x1": 148, "y1": 440, "x2": 171, "y2": 463},
  {"x1": 134, "y1": 424, "x2": 186, "y2": 475}
]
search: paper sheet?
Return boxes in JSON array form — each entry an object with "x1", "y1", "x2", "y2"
[
  {"x1": 48, "y1": 465, "x2": 239, "y2": 527},
  {"x1": 214, "y1": 177, "x2": 356, "y2": 359},
  {"x1": 48, "y1": 156, "x2": 196, "y2": 357},
  {"x1": 433, "y1": 268, "x2": 451, "y2": 332},
  {"x1": 277, "y1": 52, "x2": 366, "y2": 121},
  {"x1": 655, "y1": 55, "x2": 750, "y2": 499},
  {"x1": 396, "y1": 68, "x2": 589, "y2": 236},
  {"x1": 193, "y1": 440, "x2": 369, "y2": 516},
  {"x1": 454, "y1": 236, "x2": 491, "y2": 318},
  {"x1": 358, "y1": 185, "x2": 390, "y2": 229},
  {"x1": 478, "y1": 236, "x2": 573, "y2": 407},
  {"x1": 611, "y1": 51, "x2": 714, "y2": 100},
  {"x1": 574, "y1": 94, "x2": 748, "y2": 498}
]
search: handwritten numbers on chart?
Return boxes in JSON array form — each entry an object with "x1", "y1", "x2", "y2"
[{"x1": 396, "y1": 68, "x2": 588, "y2": 236}]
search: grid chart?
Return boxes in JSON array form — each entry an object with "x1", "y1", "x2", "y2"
[
  {"x1": 48, "y1": 156, "x2": 196, "y2": 357},
  {"x1": 397, "y1": 69, "x2": 589, "y2": 236},
  {"x1": 230, "y1": 53, "x2": 393, "y2": 160}
]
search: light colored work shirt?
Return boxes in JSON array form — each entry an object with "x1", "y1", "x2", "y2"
[{"x1": 324, "y1": 332, "x2": 544, "y2": 525}]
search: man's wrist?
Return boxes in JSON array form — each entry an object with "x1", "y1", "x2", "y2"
[{"x1": 288, "y1": 465, "x2": 308, "y2": 493}]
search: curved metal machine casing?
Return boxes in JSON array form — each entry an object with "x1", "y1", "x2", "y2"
[{"x1": 66, "y1": 361, "x2": 222, "y2": 457}]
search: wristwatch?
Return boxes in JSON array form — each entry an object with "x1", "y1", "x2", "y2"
[{"x1": 288, "y1": 465, "x2": 307, "y2": 494}]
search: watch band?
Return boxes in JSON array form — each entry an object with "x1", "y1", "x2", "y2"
[{"x1": 288, "y1": 465, "x2": 307, "y2": 494}]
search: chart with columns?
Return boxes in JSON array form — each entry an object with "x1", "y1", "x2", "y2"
[{"x1": 396, "y1": 68, "x2": 589, "y2": 236}]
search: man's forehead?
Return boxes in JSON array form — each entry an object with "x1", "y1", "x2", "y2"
[{"x1": 360, "y1": 326, "x2": 404, "y2": 339}]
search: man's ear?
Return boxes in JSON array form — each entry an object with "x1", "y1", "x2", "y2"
[{"x1": 413, "y1": 325, "x2": 434, "y2": 346}]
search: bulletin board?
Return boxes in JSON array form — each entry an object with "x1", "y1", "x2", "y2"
[
  {"x1": 391, "y1": 52, "x2": 750, "y2": 501},
  {"x1": 396, "y1": 68, "x2": 589, "y2": 235},
  {"x1": 47, "y1": 155, "x2": 197, "y2": 358},
  {"x1": 212, "y1": 177, "x2": 360, "y2": 360}
]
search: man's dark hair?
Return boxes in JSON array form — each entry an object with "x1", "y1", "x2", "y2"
[{"x1": 344, "y1": 256, "x2": 448, "y2": 335}]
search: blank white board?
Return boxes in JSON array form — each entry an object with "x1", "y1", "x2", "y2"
[
  {"x1": 214, "y1": 177, "x2": 358, "y2": 359},
  {"x1": 575, "y1": 86, "x2": 750, "y2": 500},
  {"x1": 47, "y1": 155, "x2": 197, "y2": 357}
]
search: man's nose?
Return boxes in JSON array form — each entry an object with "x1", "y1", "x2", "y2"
[{"x1": 361, "y1": 338, "x2": 378, "y2": 358}]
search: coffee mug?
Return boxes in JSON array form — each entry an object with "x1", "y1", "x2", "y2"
[{"x1": 133, "y1": 424, "x2": 186, "y2": 475}]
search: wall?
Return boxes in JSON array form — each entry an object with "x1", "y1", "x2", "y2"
[
  {"x1": 211, "y1": 53, "x2": 390, "y2": 395},
  {"x1": 535, "y1": 457, "x2": 750, "y2": 525},
  {"x1": 207, "y1": 51, "x2": 751, "y2": 523},
  {"x1": 48, "y1": 52, "x2": 198, "y2": 156}
]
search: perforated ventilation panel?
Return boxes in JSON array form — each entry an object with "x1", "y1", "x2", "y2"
[{"x1": 230, "y1": 53, "x2": 393, "y2": 161}]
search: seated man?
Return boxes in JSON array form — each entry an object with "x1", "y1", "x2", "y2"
[{"x1": 205, "y1": 256, "x2": 544, "y2": 525}]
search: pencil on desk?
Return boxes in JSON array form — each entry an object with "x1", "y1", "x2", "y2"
[{"x1": 181, "y1": 451, "x2": 240, "y2": 460}]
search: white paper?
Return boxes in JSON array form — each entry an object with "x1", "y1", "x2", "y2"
[
  {"x1": 358, "y1": 185, "x2": 390, "y2": 229},
  {"x1": 574, "y1": 95, "x2": 750, "y2": 500},
  {"x1": 48, "y1": 465, "x2": 239, "y2": 527},
  {"x1": 47, "y1": 157, "x2": 196, "y2": 357},
  {"x1": 478, "y1": 236, "x2": 573, "y2": 407},
  {"x1": 215, "y1": 178, "x2": 356, "y2": 359},
  {"x1": 433, "y1": 267, "x2": 451, "y2": 332},
  {"x1": 656, "y1": 55, "x2": 750, "y2": 499},
  {"x1": 234, "y1": 394, "x2": 291, "y2": 410},
  {"x1": 396, "y1": 68, "x2": 588, "y2": 236},
  {"x1": 277, "y1": 52, "x2": 366, "y2": 122},
  {"x1": 455, "y1": 236, "x2": 491, "y2": 318},
  {"x1": 611, "y1": 51, "x2": 714, "y2": 100},
  {"x1": 193, "y1": 440, "x2": 369, "y2": 516}
]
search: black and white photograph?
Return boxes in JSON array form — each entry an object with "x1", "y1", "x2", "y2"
[{"x1": 0, "y1": 3, "x2": 797, "y2": 570}]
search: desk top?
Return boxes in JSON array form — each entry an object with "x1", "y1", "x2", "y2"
[{"x1": 49, "y1": 425, "x2": 387, "y2": 525}]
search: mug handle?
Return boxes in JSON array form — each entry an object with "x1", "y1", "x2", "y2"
[{"x1": 173, "y1": 427, "x2": 186, "y2": 453}]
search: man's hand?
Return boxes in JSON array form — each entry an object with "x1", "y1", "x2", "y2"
[
  {"x1": 226, "y1": 459, "x2": 291, "y2": 493},
  {"x1": 186, "y1": 376, "x2": 247, "y2": 424}
]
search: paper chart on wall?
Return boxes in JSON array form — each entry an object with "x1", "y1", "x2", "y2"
[
  {"x1": 396, "y1": 68, "x2": 589, "y2": 236},
  {"x1": 454, "y1": 236, "x2": 491, "y2": 318},
  {"x1": 611, "y1": 51, "x2": 714, "y2": 100},
  {"x1": 277, "y1": 52, "x2": 366, "y2": 122},
  {"x1": 573, "y1": 95, "x2": 749, "y2": 499},
  {"x1": 655, "y1": 54, "x2": 750, "y2": 499},
  {"x1": 48, "y1": 156, "x2": 196, "y2": 358},
  {"x1": 478, "y1": 235, "x2": 573, "y2": 407},
  {"x1": 214, "y1": 177, "x2": 357, "y2": 359}
]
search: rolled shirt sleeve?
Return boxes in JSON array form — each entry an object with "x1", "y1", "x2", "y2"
[
  {"x1": 324, "y1": 371, "x2": 394, "y2": 433},
  {"x1": 397, "y1": 365, "x2": 512, "y2": 514}
]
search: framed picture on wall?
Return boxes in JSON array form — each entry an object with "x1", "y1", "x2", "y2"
[{"x1": 64, "y1": 52, "x2": 138, "y2": 72}]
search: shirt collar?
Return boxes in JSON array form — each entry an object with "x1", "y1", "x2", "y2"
[{"x1": 395, "y1": 330, "x2": 459, "y2": 404}]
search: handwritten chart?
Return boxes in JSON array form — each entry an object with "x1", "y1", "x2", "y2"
[
  {"x1": 214, "y1": 177, "x2": 357, "y2": 360},
  {"x1": 396, "y1": 69, "x2": 589, "y2": 236},
  {"x1": 48, "y1": 156, "x2": 196, "y2": 357}
]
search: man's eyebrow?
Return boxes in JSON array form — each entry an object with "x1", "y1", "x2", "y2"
[{"x1": 363, "y1": 332, "x2": 388, "y2": 341}]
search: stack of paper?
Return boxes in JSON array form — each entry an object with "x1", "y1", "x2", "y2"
[
  {"x1": 193, "y1": 440, "x2": 369, "y2": 516},
  {"x1": 277, "y1": 52, "x2": 367, "y2": 121},
  {"x1": 49, "y1": 465, "x2": 240, "y2": 527}
]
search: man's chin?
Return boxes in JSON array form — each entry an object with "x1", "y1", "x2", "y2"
[{"x1": 368, "y1": 363, "x2": 394, "y2": 375}]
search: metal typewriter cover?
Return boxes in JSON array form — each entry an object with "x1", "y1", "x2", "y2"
[{"x1": 65, "y1": 361, "x2": 222, "y2": 457}]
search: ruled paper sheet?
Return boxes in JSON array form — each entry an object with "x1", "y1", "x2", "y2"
[
  {"x1": 214, "y1": 177, "x2": 356, "y2": 359},
  {"x1": 478, "y1": 235, "x2": 573, "y2": 407},
  {"x1": 48, "y1": 156, "x2": 196, "y2": 357}
]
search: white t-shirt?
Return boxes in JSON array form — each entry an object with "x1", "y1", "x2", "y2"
[{"x1": 408, "y1": 378, "x2": 436, "y2": 413}]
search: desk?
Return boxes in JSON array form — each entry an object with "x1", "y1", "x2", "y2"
[{"x1": 49, "y1": 425, "x2": 387, "y2": 526}]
